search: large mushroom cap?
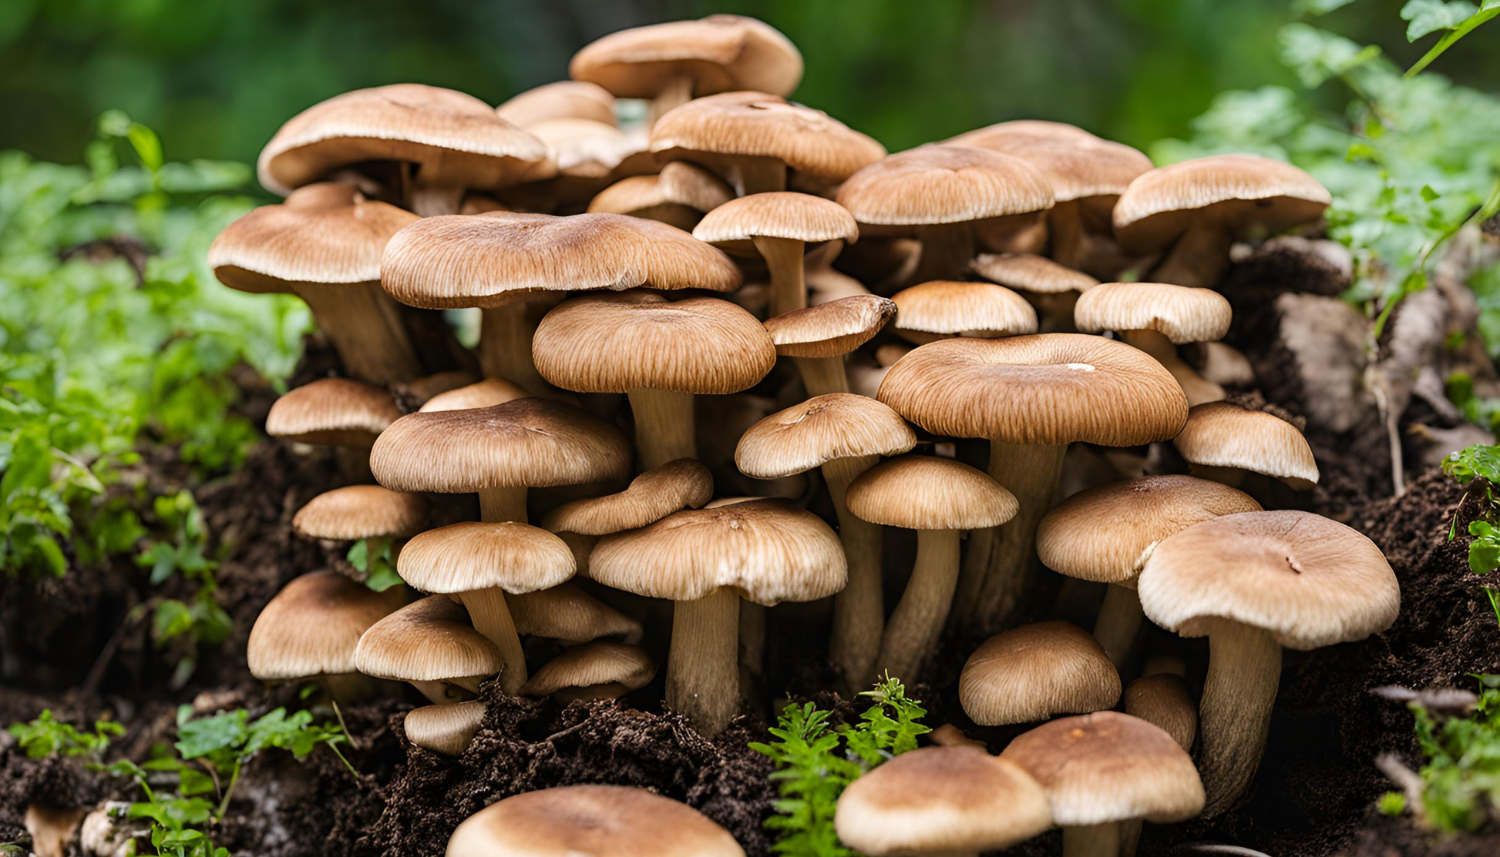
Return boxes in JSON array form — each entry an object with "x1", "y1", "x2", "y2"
[
  {"x1": 1137, "y1": 510, "x2": 1400, "y2": 650},
  {"x1": 519, "y1": 641, "x2": 657, "y2": 698},
  {"x1": 397, "y1": 522, "x2": 575, "y2": 595},
  {"x1": 532, "y1": 291, "x2": 777, "y2": 395},
  {"x1": 877, "y1": 334, "x2": 1189, "y2": 446},
  {"x1": 891, "y1": 280, "x2": 1038, "y2": 342},
  {"x1": 370, "y1": 398, "x2": 631, "y2": 494},
  {"x1": 1173, "y1": 401, "x2": 1320, "y2": 487},
  {"x1": 1074, "y1": 282, "x2": 1232, "y2": 344},
  {"x1": 257, "y1": 84, "x2": 554, "y2": 196},
  {"x1": 292, "y1": 485, "x2": 429, "y2": 541},
  {"x1": 1036, "y1": 475, "x2": 1262, "y2": 584},
  {"x1": 403, "y1": 700, "x2": 486, "y2": 756},
  {"x1": 265, "y1": 378, "x2": 401, "y2": 448},
  {"x1": 971, "y1": 252, "x2": 1100, "y2": 295},
  {"x1": 381, "y1": 211, "x2": 742, "y2": 310},
  {"x1": 692, "y1": 192, "x2": 858, "y2": 254},
  {"x1": 447, "y1": 784, "x2": 744, "y2": 857},
  {"x1": 353, "y1": 595, "x2": 502, "y2": 683},
  {"x1": 735, "y1": 393, "x2": 916, "y2": 479},
  {"x1": 247, "y1": 571, "x2": 406, "y2": 681},
  {"x1": 835, "y1": 144, "x2": 1054, "y2": 227},
  {"x1": 496, "y1": 81, "x2": 617, "y2": 129},
  {"x1": 570, "y1": 15, "x2": 802, "y2": 100},
  {"x1": 762, "y1": 295, "x2": 896, "y2": 357},
  {"x1": 589, "y1": 499, "x2": 846, "y2": 605},
  {"x1": 543, "y1": 459, "x2": 713, "y2": 535},
  {"x1": 847, "y1": 455, "x2": 1018, "y2": 531},
  {"x1": 958, "y1": 621, "x2": 1121, "y2": 725}
]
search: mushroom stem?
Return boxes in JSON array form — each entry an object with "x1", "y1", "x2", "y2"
[
  {"x1": 740, "y1": 601, "x2": 765, "y2": 687},
  {"x1": 648, "y1": 75, "x2": 695, "y2": 128},
  {"x1": 667, "y1": 588, "x2": 741, "y2": 736},
  {"x1": 1199, "y1": 619, "x2": 1282, "y2": 816},
  {"x1": 409, "y1": 182, "x2": 467, "y2": 217},
  {"x1": 793, "y1": 355, "x2": 850, "y2": 396},
  {"x1": 754, "y1": 235, "x2": 808, "y2": 317},
  {"x1": 477, "y1": 486, "x2": 529, "y2": 524},
  {"x1": 627, "y1": 388, "x2": 696, "y2": 470},
  {"x1": 479, "y1": 303, "x2": 550, "y2": 395},
  {"x1": 1094, "y1": 583, "x2": 1144, "y2": 670},
  {"x1": 1120, "y1": 820, "x2": 1144, "y2": 857},
  {"x1": 1150, "y1": 219, "x2": 1233, "y2": 288},
  {"x1": 725, "y1": 156, "x2": 787, "y2": 196},
  {"x1": 877, "y1": 528, "x2": 961, "y2": 684},
  {"x1": 1048, "y1": 200, "x2": 1088, "y2": 271},
  {"x1": 912, "y1": 223, "x2": 975, "y2": 283},
  {"x1": 298, "y1": 283, "x2": 422, "y2": 385},
  {"x1": 954, "y1": 441, "x2": 1068, "y2": 636},
  {"x1": 408, "y1": 680, "x2": 478, "y2": 705},
  {"x1": 459, "y1": 588, "x2": 528, "y2": 695},
  {"x1": 1121, "y1": 329, "x2": 1223, "y2": 406},
  {"x1": 822, "y1": 453, "x2": 883, "y2": 692},
  {"x1": 1062, "y1": 822, "x2": 1122, "y2": 857}
]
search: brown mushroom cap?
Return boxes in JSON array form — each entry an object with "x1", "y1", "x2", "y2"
[
  {"x1": 543, "y1": 459, "x2": 713, "y2": 535},
  {"x1": 265, "y1": 378, "x2": 401, "y2": 448},
  {"x1": 835, "y1": 144, "x2": 1054, "y2": 227},
  {"x1": 587, "y1": 162, "x2": 735, "y2": 219},
  {"x1": 877, "y1": 334, "x2": 1188, "y2": 446},
  {"x1": 527, "y1": 118, "x2": 648, "y2": 180},
  {"x1": 762, "y1": 295, "x2": 896, "y2": 357},
  {"x1": 847, "y1": 455, "x2": 1018, "y2": 531},
  {"x1": 496, "y1": 81, "x2": 617, "y2": 129},
  {"x1": 257, "y1": 84, "x2": 554, "y2": 196},
  {"x1": 381, "y1": 211, "x2": 742, "y2": 310},
  {"x1": 891, "y1": 280, "x2": 1038, "y2": 342},
  {"x1": 403, "y1": 700, "x2": 486, "y2": 756},
  {"x1": 1036, "y1": 476, "x2": 1262, "y2": 584},
  {"x1": 353, "y1": 595, "x2": 502, "y2": 683},
  {"x1": 1074, "y1": 282, "x2": 1232, "y2": 344},
  {"x1": 692, "y1": 192, "x2": 858, "y2": 254},
  {"x1": 416, "y1": 378, "x2": 529, "y2": 413},
  {"x1": 1173, "y1": 401, "x2": 1320, "y2": 487},
  {"x1": 735, "y1": 394, "x2": 916, "y2": 479},
  {"x1": 947, "y1": 119, "x2": 1103, "y2": 149},
  {"x1": 397, "y1": 522, "x2": 574, "y2": 595},
  {"x1": 971, "y1": 252, "x2": 1100, "y2": 295},
  {"x1": 292, "y1": 485, "x2": 429, "y2": 541},
  {"x1": 1124, "y1": 673, "x2": 1198, "y2": 752},
  {"x1": 248, "y1": 571, "x2": 406, "y2": 681},
  {"x1": 1137, "y1": 510, "x2": 1400, "y2": 650},
  {"x1": 533, "y1": 291, "x2": 777, "y2": 395},
  {"x1": 958, "y1": 621, "x2": 1121, "y2": 725},
  {"x1": 519, "y1": 641, "x2": 657, "y2": 697},
  {"x1": 509, "y1": 582, "x2": 643, "y2": 645},
  {"x1": 950, "y1": 127, "x2": 1153, "y2": 202},
  {"x1": 570, "y1": 15, "x2": 802, "y2": 100}
]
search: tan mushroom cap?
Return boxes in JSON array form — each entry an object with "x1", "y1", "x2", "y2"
[
  {"x1": 587, "y1": 162, "x2": 735, "y2": 219},
  {"x1": 1173, "y1": 401, "x2": 1320, "y2": 487},
  {"x1": 834, "y1": 746, "x2": 1053, "y2": 855},
  {"x1": 1137, "y1": 510, "x2": 1400, "y2": 650},
  {"x1": 403, "y1": 700, "x2": 485, "y2": 756},
  {"x1": 353, "y1": 595, "x2": 502, "y2": 682},
  {"x1": 417, "y1": 378, "x2": 529, "y2": 413},
  {"x1": 952, "y1": 130, "x2": 1153, "y2": 202},
  {"x1": 763, "y1": 295, "x2": 896, "y2": 357},
  {"x1": 570, "y1": 15, "x2": 802, "y2": 100},
  {"x1": 371, "y1": 398, "x2": 631, "y2": 494},
  {"x1": 1113, "y1": 154, "x2": 1332, "y2": 253},
  {"x1": 527, "y1": 118, "x2": 648, "y2": 179},
  {"x1": 999, "y1": 711, "x2": 1205, "y2": 826},
  {"x1": 265, "y1": 378, "x2": 401, "y2": 448},
  {"x1": 533, "y1": 291, "x2": 777, "y2": 395},
  {"x1": 958, "y1": 621, "x2": 1121, "y2": 725},
  {"x1": 1124, "y1": 673, "x2": 1198, "y2": 752},
  {"x1": 397, "y1": 522, "x2": 574, "y2": 595},
  {"x1": 847, "y1": 455, "x2": 1018, "y2": 531},
  {"x1": 947, "y1": 119, "x2": 1103, "y2": 149},
  {"x1": 971, "y1": 252, "x2": 1100, "y2": 295},
  {"x1": 292, "y1": 485, "x2": 429, "y2": 541},
  {"x1": 381, "y1": 211, "x2": 742, "y2": 310},
  {"x1": 1074, "y1": 282, "x2": 1232, "y2": 344},
  {"x1": 402, "y1": 371, "x2": 480, "y2": 405},
  {"x1": 543, "y1": 459, "x2": 713, "y2": 535},
  {"x1": 509, "y1": 582, "x2": 643, "y2": 645},
  {"x1": 257, "y1": 84, "x2": 554, "y2": 196},
  {"x1": 835, "y1": 144, "x2": 1054, "y2": 227},
  {"x1": 248, "y1": 571, "x2": 406, "y2": 681},
  {"x1": 1036, "y1": 476, "x2": 1262, "y2": 584},
  {"x1": 692, "y1": 192, "x2": 858, "y2": 254},
  {"x1": 736, "y1": 394, "x2": 916, "y2": 478},
  {"x1": 877, "y1": 334, "x2": 1189, "y2": 446},
  {"x1": 590, "y1": 499, "x2": 846, "y2": 605},
  {"x1": 650, "y1": 92, "x2": 886, "y2": 183},
  {"x1": 519, "y1": 641, "x2": 657, "y2": 697},
  {"x1": 891, "y1": 280, "x2": 1038, "y2": 343},
  {"x1": 496, "y1": 81, "x2": 617, "y2": 129},
  {"x1": 210, "y1": 183, "x2": 418, "y2": 295},
  {"x1": 447, "y1": 785, "x2": 744, "y2": 857}
]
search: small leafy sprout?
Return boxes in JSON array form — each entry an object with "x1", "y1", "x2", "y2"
[
  {"x1": 141, "y1": 491, "x2": 233, "y2": 686},
  {"x1": 1380, "y1": 791, "x2": 1408, "y2": 816},
  {"x1": 348, "y1": 537, "x2": 402, "y2": 591},
  {"x1": 1382, "y1": 674, "x2": 1500, "y2": 831},
  {"x1": 6, "y1": 710, "x2": 123, "y2": 760},
  {"x1": 1442, "y1": 444, "x2": 1500, "y2": 624}
]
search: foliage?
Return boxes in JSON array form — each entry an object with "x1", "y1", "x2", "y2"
[
  {"x1": 139, "y1": 490, "x2": 233, "y2": 686},
  {"x1": 6, "y1": 709, "x2": 123, "y2": 760},
  {"x1": 1401, "y1": 0, "x2": 1500, "y2": 76},
  {"x1": 1443, "y1": 444, "x2": 1500, "y2": 622},
  {"x1": 749, "y1": 676, "x2": 931, "y2": 857},
  {"x1": 347, "y1": 537, "x2": 402, "y2": 592},
  {"x1": 1388, "y1": 675, "x2": 1500, "y2": 830}
]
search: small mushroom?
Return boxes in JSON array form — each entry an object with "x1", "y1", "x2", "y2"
[
  {"x1": 890, "y1": 280, "x2": 1038, "y2": 344},
  {"x1": 416, "y1": 378, "x2": 529, "y2": 413},
  {"x1": 1172, "y1": 401, "x2": 1320, "y2": 489},
  {"x1": 520, "y1": 641, "x2": 656, "y2": 703},
  {"x1": 496, "y1": 81, "x2": 617, "y2": 129},
  {"x1": 265, "y1": 378, "x2": 402, "y2": 479},
  {"x1": 958, "y1": 621, "x2": 1120, "y2": 726},
  {"x1": 971, "y1": 252, "x2": 1100, "y2": 333},
  {"x1": 403, "y1": 699, "x2": 485, "y2": 756},
  {"x1": 509, "y1": 582, "x2": 644, "y2": 646},
  {"x1": 292, "y1": 485, "x2": 428, "y2": 543},
  {"x1": 1074, "y1": 281, "x2": 1233, "y2": 405},
  {"x1": 762, "y1": 295, "x2": 897, "y2": 395},
  {"x1": 354, "y1": 596, "x2": 503, "y2": 704},
  {"x1": 1124, "y1": 670, "x2": 1198, "y2": 753},
  {"x1": 542, "y1": 458, "x2": 714, "y2": 536},
  {"x1": 694, "y1": 192, "x2": 858, "y2": 316},
  {"x1": 588, "y1": 162, "x2": 735, "y2": 231},
  {"x1": 25, "y1": 805, "x2": 86, "y2": 857},
  {"x1": 247, "y1": 572, "x2": 407, "y2": 694}
]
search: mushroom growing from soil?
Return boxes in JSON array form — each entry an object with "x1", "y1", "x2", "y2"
[
  {"x1": 246, "y1": 572, "x2": 407, "y2": 690},
  {"x1": 1073, "y1": 281, "x2": 1234, "y2": 406},
  {"x1": 970, "y1": 252, "x2": 1100, "y2": 333},
  {"x1": 519, "y1": 641, "x2": 656, "y2": 703},
  {"x1": 353, "y1": 595, "x2": 502, "y2": 705},
  {"x1": 1172, "y1": 400, "x2": 1320, "y2": 489},
  {"x1": 1137, "y1": 510, "x2": 1400, "y2": 815},
  {"x1": 958, "y1": 621, "x2": 1120, "y2": 727},
  {"x1": 890, "y1": 280, "x2": 1038, "y2": 344},
  {"x1": 761, "y1": 295, "x2": 897, "y2": 395},
  {"x1": 588, "y1": 162, "x2": 735, "y2": 231},
  {"x1": 508, "y1": 582, "x2": 644, "y2": 646},
  {"x1": 402, "y1": 699, "x2": 485, "y2": 757}
]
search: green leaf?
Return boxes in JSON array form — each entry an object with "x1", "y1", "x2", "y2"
[
  {"x1": 1294, "y1": 0, "x2": 1362, "y2": 13},
  {"x1": 1402, "y1": 0, "x2": 1480, "y2": 40}
]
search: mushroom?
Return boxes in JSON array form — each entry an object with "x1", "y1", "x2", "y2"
[
  {"x1": 877, "y1": 334, "x2": 1187, "y2": 636},
  {"x1": 588, "y1": 162, "x2": 735, "y2": 231},
  {"x1": 265, "y1": 378, "x2": 401, "y2": 478},
  {"x1": 398, "y1": 371, "x2": 480, "y2": 406},
  {"x1": 590, "y1": 499, "x2": 845, "y2": 735},
  {"x1": 496, "y1": 81, "x2": 617, "y2": 129},
  {"x1": 509, "y1": 582, "x2": 644, "y2": 646},
  {"x1": 507, "y1": 119, "x2": 654, "y2": 212},
  {"x1": 1194, "y1": 341, "x2": 1257, "y2": 388},
  {"x1": 1035, "y1": 475, "x2": 1262, "y2": 668},
  {"x1": 416, "y1": 378, "x2": 529, "y2": 413},
  {"x1": 291, "y1": 485, "x2": 428, "y2": 543},
  {"x1": 958, "y1": 621, "x2": 1120, "y2": 726},
  {"x1": 543, "y1": 458, "x2": 714, "y2": 537},
  {"x1": 846, "y1": 455, "x2": 1017, "y2": 682},
  {"x1": 447, "y1": 785, "x2": 744, "y2": 857},
  {"x1": 532, "y1": 291, "x2": 777, "y2": 470},
  {"x1": 736, "y1": 394, "x2": 916, "y2": 689},
  {"x1": 834, "y1": 746, "x2": 1053, "y2": 857},
  {"x1": 762, "y1": 295, "x2": 897, "y2": 395},
  {"x1": 1074, "y1": 281, "x2": 1233, "y2": 405},
  {"x1": 890, "y1": 280, "x2": 1038, "y2": 344},
  {"x1": 1172, "y1": 401, "x2": 1320, "y2": 489},
  {"x1": 929, "y1": 723, "x2": 988, "y2": 749},
  {"x1": 24, "y1": 805, "x2": 86, "y2": 857},
  {"x1": 1124, "y1": 669, "x2": 1198, "y2": 753},
  {"x1": 209, "y1": 183, "x2": 423, "y2": 384},
  {"x1": 1000, "y1": 711, "x2": 1205, "y2": 857},
  {"x1": 971, "y1": 252, "x2": 1100, "y2": 333},
  {"x1": 1137, "y1": 510, "x2": 1400, "y2": 814},
  {"x1": 693, "y1": 192, "x2": 859, "y2": 316},
  {"x1": 353, "y1": 595, "x2": 500, "y2": 704},
  {"x1": 403, "y1": 700, "x2": 485, "y2": 756},
  {"x1": 519, "y1": 641, "x2": 656, "y2": 703},
  {"x1": 1113, "y1": 154, "x2": 1332, "y2": 287}
]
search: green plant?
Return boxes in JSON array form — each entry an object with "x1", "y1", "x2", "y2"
[
  {"x1": 750, "y1": 675, "x2": 931, "y2": 857},
  {"x1": 347, "y1": 537, "x2": 402, "y2": 592},
  {"x1": 1401, "y1": 0, "x2": 1500, "y2": 77},
  {"x1": 1387, "y1": 675, "x2": 1500, "y2": 830},
  {"x1": 1442, "y1": 444, "x2": 1500, "y2": 623},
  {"x1": 6, "y1": 710, "x2": 123, "y2": 760},
  {"x1": 137, "y1": 490, "x2": 233, "y2": 685}
]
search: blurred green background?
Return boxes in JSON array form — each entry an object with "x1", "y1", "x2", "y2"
[{"x1": 1, "y1": 0, "x2": 1493, "y2": 169}]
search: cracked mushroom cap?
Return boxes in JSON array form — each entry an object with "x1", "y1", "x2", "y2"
[
  {"x1": 877, "y1": 334, "x2": 1188, "y2": 446},
  {"x1": 971, "y1": 252, "x2": 1100, "y2": 295},
  {"x1": 509, "y1": 582, "x2": 643, "y2": 645},
  {"x1": 397, "y1": 522, "x2": 575, "y2": 595},
  {"x1": 417, "y1": 378, "x2": 529, "y2": 413},
  {"x1": 891, "y1": 280, "x2": 1038, "y2": 343},
  {"x1": 587, "y1": 162, "x2": 734, "y2": 222},
  {"x1": 265, "y1": 378, "x2": 401, "y2": 448},
  {"x1": 1113, "y1": 155, "x2": 1332, "y2": 254},
  {"x1": 210, "y1": 183, "x2": 418, "y2": 295},
  {"x1": 736, "y1": 393, "x2": 916, "y2": 479},
  {"x1": 1137, "y1": 510, "x2": 1400, "y2": 650},
  {"x1": 762, "y1": 295, "x2": 896, "y2": 357},
  {"x1": 1074, "y1": 282, "x2": 1231, "y2": 344},
  {"x1": 847, "y1": 455, "x2": 1018, "y2": 531},
  {"x1": 447, "y1": 785, "x2": 744, "y2": 857},
  {"x1": 835, "y1": 746, "x2": 1052, "y2": 855},
  {"x1": 496, "y1": 81, "x2": 617, "y2": 129},
  {"x1": 570, "y1": 15, "x2": 802, "y2": 100},
  {"x1": 543, "y1": 459, "x2": 713, "y2": 535},
  {"x1": 257, "y1": 84, "x2": 554, "y2": 196},
  {"x1": 381, "y1": 211, "x2": 741, "y2": 310},
  {"x1": 835, "y1": 144, "x2": 1054, "y2": 228},
  {"x1": 353, "y1": 595, "x2": 502, "y2": 683},
  {"x1": 404, "y1": 700, "x2": 485, "y2": 756},
  {"x1": 519, "y1": 641, "x2": 656, "y2": 698},
  {"x1": 248, "y1": 571, "x2": 407, "y2": 681},
  {"x1": 1036, "y1": 476, "x2": 1262, "y2": 585},
  {"x1": 958, "y1": 621, "x2": 1121, "y2": 726},
  {"x1": 589, "y1": 499, "x2": 846, "y2": 605},
  {"x1": 292, "y1": 485, "x2": 429, "y2": 541},
  {"x1": 1173, "y1": 401, "x2": 1320, "y2": 487},
  {"x1": 533, "y1": 291, "x2": 777, "y2": 395},
  {"x1": 692, "y1": 192, "x2": 858, "y2": 255},
  {"x1": 370, "y1": 398, "x2": 631, "y2": 494}
]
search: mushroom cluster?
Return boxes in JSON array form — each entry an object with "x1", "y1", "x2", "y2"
[{"x1": 226, "y1": 12, "x2": 1398, "y2": 851}]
